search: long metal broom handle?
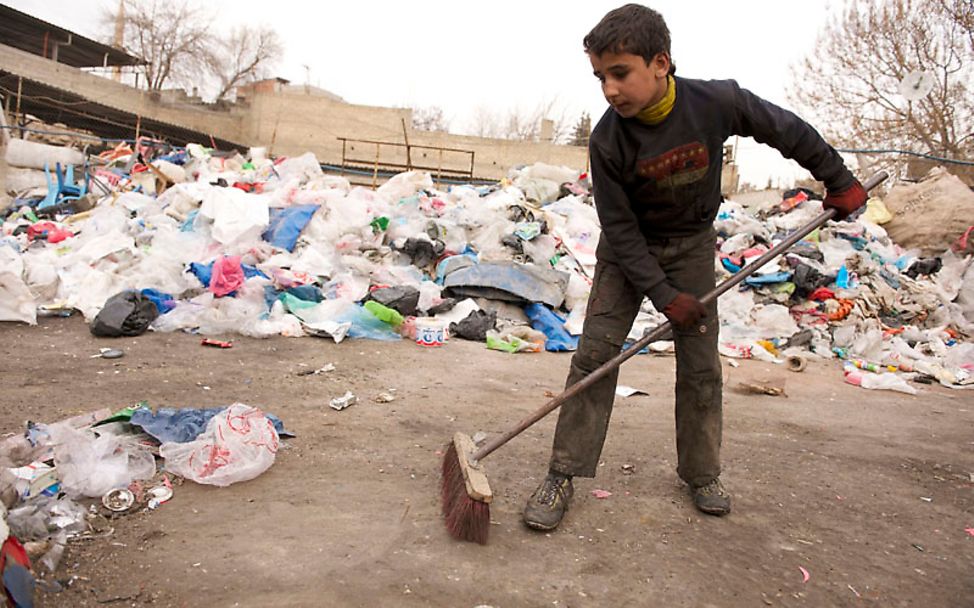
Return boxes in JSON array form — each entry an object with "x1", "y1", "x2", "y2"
[{"x1": 471, "y1": 171, "x2": 888, "y2": 464}]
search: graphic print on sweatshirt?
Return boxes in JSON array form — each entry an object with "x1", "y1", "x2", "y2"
[{"x1": 635, "y1": 142, "x2": 709, "y2": 190}]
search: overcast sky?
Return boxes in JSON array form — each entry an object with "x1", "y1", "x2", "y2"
[{"x1": 5, "y1": 0, "x2": 844, "y2": 187}]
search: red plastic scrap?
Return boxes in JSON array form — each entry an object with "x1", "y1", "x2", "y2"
[
  {"x1": 232, "y1": 181, "x2": 264, "y2": 194},
  {"x1": 201, "y1": 338, "x2": 233, "y2": 348},
  {"x1": 808, "y1": 287, "x2": 835, "y2": 301},
  {"x1": 27, "y1": 222, "x2": 73, "y2": 243},
  {"x1": 827, "y1": 298, "x2": 855, "y2": 321},
  {"x1": 781, "y1": 190, "x2": 809, "y2": 211},
  {"x1": 798, "y1": 566, "x2": 810, "y2": 583}
]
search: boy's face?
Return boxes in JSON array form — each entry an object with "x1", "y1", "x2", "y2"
[{"x1": 589, "y1": 50, "x2": 671, "y2": 118}]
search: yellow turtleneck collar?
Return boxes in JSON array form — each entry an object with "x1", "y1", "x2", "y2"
[{"x1": 635, "y1": 75, "x2": 676, "y2": 125}]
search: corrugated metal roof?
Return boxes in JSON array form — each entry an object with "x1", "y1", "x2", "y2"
[{"x1": 0, "y1": 4, "x2": 143, "y2": 68}]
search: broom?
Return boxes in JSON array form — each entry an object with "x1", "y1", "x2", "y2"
[{"x1": 442, "y1": 172, "x2": 888, "y2": 544}]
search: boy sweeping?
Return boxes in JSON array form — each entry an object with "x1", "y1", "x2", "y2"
[{"x1": 523, "y1": 3, "x2": 866, "y2": 530}]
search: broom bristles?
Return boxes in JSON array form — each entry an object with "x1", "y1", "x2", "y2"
[{"x1": 441, "y1": 441, "x2": 490, "y2": 544}]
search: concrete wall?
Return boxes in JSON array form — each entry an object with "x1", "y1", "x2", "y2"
[
  {"x1": 238, "y1": 90, "x2": 412, "y2": 164},
  {"x1": 236, "y1": 90, "x2": 590, "y2": 180}
]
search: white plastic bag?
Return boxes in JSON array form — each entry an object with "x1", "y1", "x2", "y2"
[
  {"x1": 49, "y1": 424, "x2": 156, "y2": 498},
  {"x1": 198, "y1": 186, "x2": 269, "y2": 246},
  {"x1": 159, "y1": 404, "x2": 279, "y2": 486},
  {"x1": 0, "y1": 260, "x2": 36, "y2": 324}
]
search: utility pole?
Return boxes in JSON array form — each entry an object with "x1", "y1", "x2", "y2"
[{"x1": 113, "y1": 0, "x2": 125, "y2": 82}]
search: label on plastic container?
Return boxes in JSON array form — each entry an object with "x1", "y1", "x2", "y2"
[{"x1": 415, "y1": 319, "x2": 447, "y2": 347}]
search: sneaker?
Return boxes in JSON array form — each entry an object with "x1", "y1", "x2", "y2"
[
  {"x1": 691, "y1": 478, "x2": 731, "y2": 516},
  {"x1": 523, "y1": 472, "x2": 574, "y2": 530}
]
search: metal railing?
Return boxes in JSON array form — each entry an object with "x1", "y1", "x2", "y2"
[{"x1": 337, "y1": 136, "x2": 475, "y2": 188}]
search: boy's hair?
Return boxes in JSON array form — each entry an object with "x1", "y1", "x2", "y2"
[{"x1": 583, "y1": 4, "x2": 676, "y2": 75}]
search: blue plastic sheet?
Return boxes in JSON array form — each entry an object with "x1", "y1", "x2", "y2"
[
  {"x1": 524, "y1": 303, "x2": 578, "y2": 352},
  {"x1": 721, "y1": 258, "x2": 741, "y2": 273},
  {"x1": 435, "y1": 250, "x2": 478, "y2": 285},
  {"x1": 443, "y1": 262, "x2": 570, "y2": 308},
  {"x1": 180, "y1": 209, "x2": 199, "y2": 232},
  {"x1": 262, "y1": 205, "x2": 319, "y2": 252},
  {"x1": 130, "y1": 406, "x2": 294, "y2": 443},
  {"x1": 266, "y1": 285, "x2": 325, "y2": 315},
  {"x1": 334, "y1": 304, "x2": 401, "y2": 341},
  {"x1": 836, "y1": 265, "x2": 853, "y2": 289},
  {"x1": 189, "y1": 261, "x2": 268, "y2": 289},
  {"x1": 744, "y1": 271, "x2": 792, "y2": 286},
  {"x1": 140, "y1": 288, "x2": 176, "y2": 314},
  {"x1": 285, "y1": 284, "x2": 323, "y2": 303}
]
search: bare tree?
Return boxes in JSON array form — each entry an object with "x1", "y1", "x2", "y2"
[
  {"x1": 788, "y1": 0, "x2": 973, "y2": 159},
  {"x1": 569, "y1": 112, "x2": 592, "y2": 147},
  {"x1": 209, "y1": 26, "x2": 283, "y2": 102},
  {"x1": 108, "y1": 0, "x2": 214, "y2": 91},
  {"x1": 468, "y1": 105, "x2": 502, "y2": 139},
  {"x1": 412, "y1": 106, "x2": 450, "y2": 132},
  {"x1": 466, "y1": 99, "x2": 574, "y2": 143},
  {"x1": 940, "y1": 0, "x2": 973, "y2": 48}
]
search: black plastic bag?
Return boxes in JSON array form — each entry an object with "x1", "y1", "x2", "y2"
[
  {"x1": 90, "y1": 290, "x2": 159, "y2": 337},
  {"x1": 368, "y1": 286, "x2": 420, "y2": 317},
  {"x1": 449, "y1": 309, "x2": 497, "y2": 341}
]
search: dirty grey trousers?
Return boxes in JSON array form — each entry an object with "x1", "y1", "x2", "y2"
[{"x1": 549, "y1": 228, "x2": 722, "y2": 488}]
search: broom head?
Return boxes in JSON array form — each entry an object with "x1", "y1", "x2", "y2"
[{"x1": 441, "y1": 432, "x2": 492, "y2": 544}]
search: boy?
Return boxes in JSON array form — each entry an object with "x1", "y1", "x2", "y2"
[{"x1": 523, "y1": 3, "x2": 866, "y2": 530}]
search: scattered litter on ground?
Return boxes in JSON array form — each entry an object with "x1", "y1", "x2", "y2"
[
  {"x1": 329, "y1": 391, "x2": 358, "y2": 411},
  {"x1": 101, "y1": 489, "x2": 135, "y2": 513},
  {"x1": 799, "y1": 566, "x2": 810, "y2": 583},
  {"x1": 615, "y1": 385, "x2": 649, "y2": 398},
  {"x1": 591, "y1": 490, "x2": 612, "y2": 499},
  {"x1": 736, "y1": 380, "x2": 788, "y2": 397},
  {"x1": 296, "y1": 362, "x2": 336, "y2": 377},
  {"x1": 786, "y1": 354, "x2": 807, "y2": 372},
  {"x1": 0, "y1": 399, "x2": 290, "y2": 594}
]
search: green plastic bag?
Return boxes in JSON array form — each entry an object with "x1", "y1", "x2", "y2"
[{"x1": 363, "y1": 300, "x2": 403, "y2": 327}]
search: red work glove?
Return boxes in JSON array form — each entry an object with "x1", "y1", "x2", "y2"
[
  {"x1": 823, "y1": 179, "x2": 867, "y2": 221},
  {"x1": 662, "y1": 292, "x2": 707, "y2": 330}
]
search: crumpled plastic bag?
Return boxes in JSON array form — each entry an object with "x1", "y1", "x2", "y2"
[
  {"x1": 486, "y1": 326, "x2": 545, "y2": 353},
  {"x1": 210, "y1": 255, "x2": 245, "y2": 297},
  {"x1": 198, "y1": 186, "x2": 269, "y2": 246},
  {"x1": 48, "y1": 424, "x2": 157, "y2": 498},
  {"x1": 89, "y1": 290, "x2": 160, "y2": 337},
  {"x1": 159, "y1": 404, "x2": 279, "y2": 486},
  {"x1": 0, "y1": 264, "x2": 36, "y2": 325},
  {"x1": 525, "y1": 303, "x2": 578, "y2": 351},
  {"x1": 450, "y1": 309, "x2": 497, "y2": 341}
]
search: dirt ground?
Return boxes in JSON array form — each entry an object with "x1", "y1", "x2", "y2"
[{"x1": 1, "y1": 316, "x2": 972, "y2": 607}]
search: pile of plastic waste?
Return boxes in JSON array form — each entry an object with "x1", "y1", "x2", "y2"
[
  {"x1": 1, "y1": 141, "x2": 972, "y2": 394},
  {"x1": 713, "y1": 185, "x2": 973, "y2": 392},
  {"x1": 0, "y1": 400, "x2": 289, "y2": 598}
]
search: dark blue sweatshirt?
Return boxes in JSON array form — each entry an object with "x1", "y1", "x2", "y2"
[{"x1": 589, "y1": 76, "x2": 854, "y2": 310}]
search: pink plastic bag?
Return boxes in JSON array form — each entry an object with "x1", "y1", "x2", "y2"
[{"x1": 210, "y1": 255, "x2": 245, "y2": 297}]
